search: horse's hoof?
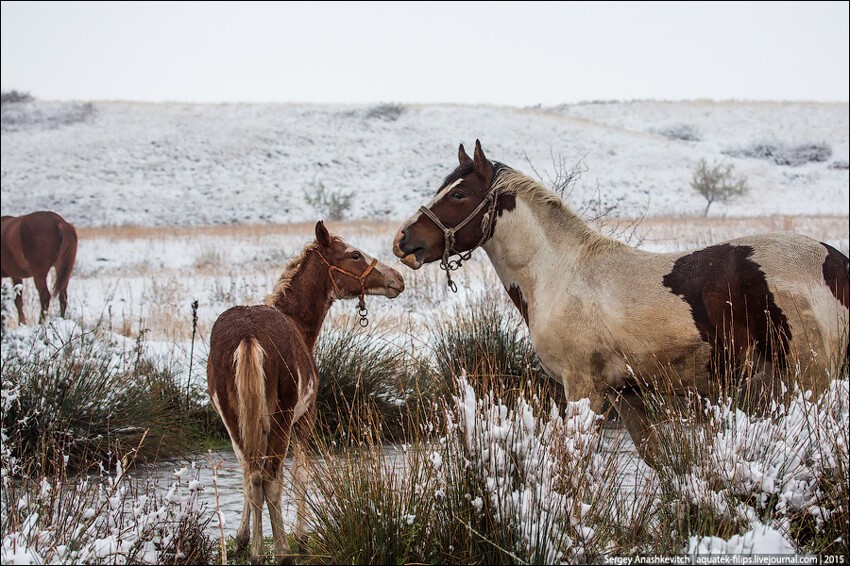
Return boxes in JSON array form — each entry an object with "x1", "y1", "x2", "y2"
[
  {"x1": 250, "y1": 554, "x2": 266, "y2": 565},
  {"x1": 278, "y1": 555, "x2": 296, "y2": 566}
]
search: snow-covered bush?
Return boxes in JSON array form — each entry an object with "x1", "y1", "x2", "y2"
[
  {"x1": 1, "y1": 457, "x2": 216, "y2": 565},
  {"x1": 724, "y1": 142, "x2": 832, "y2": 166}
]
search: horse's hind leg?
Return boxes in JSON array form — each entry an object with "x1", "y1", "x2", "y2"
[
  {"x1": 32, "y1": 272, "x2": 51, "y2": 322},
  {"x1": 11, "y1": 278, "x2": 25, "y2": 324},
  {"x1": 292, "y1": 406, "x2": 316, "y2": 552},
  {"x1": 58, "y1": 286, "x2": 68, "y2": 318},
  {"x1": 248, "y1": 469, "x2": 266, "y2": 564},
  {"x1": 264, "y1": 459, "x2": 295, "y2": 565},
  {"x1": 236, "y1": 472, "x2": 252, "y2": 553}
]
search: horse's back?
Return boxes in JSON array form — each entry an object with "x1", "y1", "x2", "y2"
[
  {"x1": 669, "y1": 232, "x2": 848, "y2": 384},
  {"x1": 207, "y1": 305, "x2": 316, "y2": 431},
  {"x1": 1, "y1": 211, "x2": 73, "y2": 276}
]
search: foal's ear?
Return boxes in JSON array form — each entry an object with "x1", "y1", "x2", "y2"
[
  {"x1": 473, "y1": 139, "x2": 492, "y2": 182},
  {"x1": 458, "y1": 143, "x2": 473, "y2": 166},
  {"x1": 315, "y1": 220, "x2": 333, "y2": 248}
]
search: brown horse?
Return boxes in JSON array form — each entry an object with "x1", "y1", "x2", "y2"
[
  {"x1": 1, "y1": 210, "x2": 78, "y2": 324},
  {"x1": 394, "y1": 140, "x2": 849, "y2": 468},
  {"x1": 207, "y1": 221, "x2": 404, "y2": 564}
]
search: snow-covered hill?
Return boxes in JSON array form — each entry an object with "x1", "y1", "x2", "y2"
[{"x1": 1, "y1": 99, "x2": 848, "y2": 226}]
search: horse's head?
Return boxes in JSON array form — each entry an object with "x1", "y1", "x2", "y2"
[
  {"x1": 394, "y1": 140, "x2": 507, "y2": 271},
  {"x1": 314, "y1": 221, "x2": 405, "y2": 300}
]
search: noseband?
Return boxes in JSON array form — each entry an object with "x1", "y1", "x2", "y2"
[
  {"x1": 417, "y1": 187, "x2": 503, "y2": 292},
  {"x1": 315, "y1": 251, "x2": 378, "y2": 327}
]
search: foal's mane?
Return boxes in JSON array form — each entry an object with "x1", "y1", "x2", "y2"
[
  {"x1": 493, "y1": 167, "x2": 624, "y2": 257},
  {"x1": 265, "y1": 238, "x2": 339, "y2": 307}
]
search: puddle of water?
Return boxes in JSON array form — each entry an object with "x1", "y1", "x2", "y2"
[{"x1": 133, "y1": 426, "x2": 651, "y2": 540}]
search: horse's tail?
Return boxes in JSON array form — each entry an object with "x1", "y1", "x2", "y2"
[
  {"x1": 234, "y1": 337, "x2": 270, "y2": 475},
  {"x1": 52, "y1": 220, "x2": 78, "y2": 296}
]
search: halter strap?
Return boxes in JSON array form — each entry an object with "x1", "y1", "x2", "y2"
[
  {"x1": 417, "y1": 186, "x2": 503, "y2": 292},
  {"x1": 315, "y1": 250, "x2": 378, "y2": 327}
]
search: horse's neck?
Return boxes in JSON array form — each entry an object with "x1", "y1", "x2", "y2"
[
  {"x1": 483, "y1": 195, "x2": 615, "y2": 305},
  {"x1": 267, "y1": 253, "x2": 334, "y2": 351}
]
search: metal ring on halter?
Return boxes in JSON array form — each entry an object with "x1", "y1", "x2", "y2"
[{"x1": 315, "y1": 251, "x2": 378, "y2": 327}]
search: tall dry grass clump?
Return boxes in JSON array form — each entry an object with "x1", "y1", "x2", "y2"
[
  {"x1": 302, "y1": 298, "x2": 848, "y2": 562},
  {"x1": 1, "y1": 318, "x2": 210, "y2": 474}
]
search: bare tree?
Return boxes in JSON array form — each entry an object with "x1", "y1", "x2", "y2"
[{"x1": 690, "y1": 159, "x2": 750, "y2": 217}]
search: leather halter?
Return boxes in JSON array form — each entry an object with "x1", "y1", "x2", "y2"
[
  {"x1": 315, "y1": 250, "x2": 378, "y2": 327},
  {"x1": 417, "y1": 186, "x2": 503, "y2": 292}
]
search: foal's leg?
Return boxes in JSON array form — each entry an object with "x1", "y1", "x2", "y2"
[
  {"x1": 608, "y1": 391, "x2": 662, "y2": 470},
  {"x1": 236, "y1": 471, "x2": 252, "y2": 552},
  {"x1": 11, "y1": 278, "x2": 25, "y2": 324},
  {"x1": 264, "y1": 457, "x2": 294, "y2": 566},
  {"x1": 292, "y1": 406, "x2": 316, "y2": 551},
  {"x1": 248, "y1": 467, "x2": 266, "y2": 564}
]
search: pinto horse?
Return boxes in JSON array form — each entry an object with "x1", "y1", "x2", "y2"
[
  {"x1": 1, "y1": 211, "x2": 78, "y2": 324},
  {"x1": 207, "y1": 221, "x2": 404, "y2": 564},
  {"x1": 394, "y1": 140, "x2": 849, "y2": 467}
]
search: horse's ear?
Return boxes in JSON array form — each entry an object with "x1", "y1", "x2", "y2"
[
  {"x1": 473, "y1": 139, "x2": 492, "y2": 183},
  {"x1": 458, "y1": 143, "x2": 473, "y2": 166},
  {"x1": 315, "y1": 220, "x2": 333, "y2": 248}
]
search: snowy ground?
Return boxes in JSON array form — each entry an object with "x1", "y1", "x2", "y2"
[
  {"x1": 1, "y1": 100, "x2": 848, "y2": 226},
  {"x1": 2, "y1": 99, "x2": 848, "y2": 560}
]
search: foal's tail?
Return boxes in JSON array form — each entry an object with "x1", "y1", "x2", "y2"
[
  {"x1": 234, "y1": 337, "x2": 270, "y2": 474},
  {"x1": 52, "y1": 220, "x2": 78, "y2": 296}
]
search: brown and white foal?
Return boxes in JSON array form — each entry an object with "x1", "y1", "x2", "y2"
[{"x1": 207, "y1": 221, "x2": 404, "y2": 564}]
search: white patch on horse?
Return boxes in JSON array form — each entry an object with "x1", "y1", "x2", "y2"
[
  {"x1": 292, "y1": 367, "x2": 315, "y2": 423},
  {"x1": 402, "y1": 178, "x2": 464, "y2": 228},
  {"x1": 211, "y1": 391, "x2": 246, "y2": 463}
]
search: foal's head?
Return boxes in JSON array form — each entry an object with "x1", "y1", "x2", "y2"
[
  {"x1": 314, "y1": 221, "x2": 405, "y2": 300},
  {"x1": 393, "y1": 140, "x2": 512, "y2": 270}
]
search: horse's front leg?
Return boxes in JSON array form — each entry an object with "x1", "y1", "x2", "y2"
[{"x1": 608, "y1": 390, "x2": 662, "y2": 470}]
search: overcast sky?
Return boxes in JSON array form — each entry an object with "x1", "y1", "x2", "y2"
[{"x1": 2, "y1": 1, "x2": 848, "y2": 106}]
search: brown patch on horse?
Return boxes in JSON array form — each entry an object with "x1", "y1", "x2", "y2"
[
  {"x1": 507, "y1": 284, "x2": 529, "y2": 325},
  {"x1": 821, "y1": 242, "x2": 849, "y2": 309},
  {"x1": 662, "y1": 243, "x2": 792, "y2": 378},
  {"x1": 1, "y1": 211, "x2": 78, "y2": 323}
]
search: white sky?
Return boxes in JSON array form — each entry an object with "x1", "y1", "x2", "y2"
[{"x1": 1, "y1": 1, "x2": 848, "y2": 106}]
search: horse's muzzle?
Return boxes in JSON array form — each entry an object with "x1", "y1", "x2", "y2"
[{"x1": 393, "y1": 230, "x2": 424, "y2": 269}]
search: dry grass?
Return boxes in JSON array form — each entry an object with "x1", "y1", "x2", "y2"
[{"x1": 14, "y1": 214, "x2": 846, "y2": 341}]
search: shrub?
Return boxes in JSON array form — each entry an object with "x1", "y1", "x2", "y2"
[
  {"x1": 314, "y1": 319, "x2": 429, "y2": 440},
  {"x1": 1, "y1": 319, "x2": 208, "y2": 474},
  {"x1": 431, "y1": 293, "x2": 538, "y2": 380},
  {"x1": 1, "y1": 453, "x2": 217, "y2": 565},
  {"x1": 366, "y1": 103, "x2": 405, "y2": 122},
  {"x1": 0, "y1": 90, "x2": 34, "y2": 104},
  {"x1": 1, "y1": 100, "x2": 96, "y2": 131},
  {"x1": 655, "y1": 124, "x2": 701, "y2": 141},
  {"x1": 302, "y1": 181, "x2": 354, "y2": 221},
  {"x1": 723, "y1": 142, "x2": 833, "y2": 167},
  {"x1": 690, "y1": 158, "x2": 750, "y2": 216}
]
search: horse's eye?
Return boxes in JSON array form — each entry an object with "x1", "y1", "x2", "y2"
[
  {"x1": 351, "y1": 252, "x2": 362, "y2": 260},
  {"x1": 451, "y1": 191, "x2": 465, "y2": 199}
]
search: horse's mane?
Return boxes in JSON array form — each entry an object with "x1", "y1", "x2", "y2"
[
  {"x1": 265, "y1": 239, "x2": 338, "y2": 306},
  {"x1": 493, "y1": 167, "x2": 624, "y2": 257}
]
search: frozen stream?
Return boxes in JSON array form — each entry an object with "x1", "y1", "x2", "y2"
[{"x1": 133, "y1": 424, "x2": 650, "y2": 539}]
